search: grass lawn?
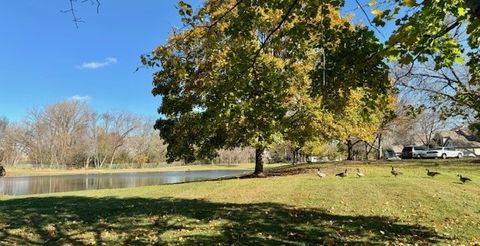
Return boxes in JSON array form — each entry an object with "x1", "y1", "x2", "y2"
[{"x1": 0, "y1": 160, "x2": 479, "y2": 245}]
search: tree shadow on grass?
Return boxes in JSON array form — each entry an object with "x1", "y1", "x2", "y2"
[{"x1": 0, "y1": 196, "x2": 447, "y2": 245}]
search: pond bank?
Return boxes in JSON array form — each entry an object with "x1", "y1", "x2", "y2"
[{"x1": 2, "y1": 163, "x2": 288, "y2": 178}]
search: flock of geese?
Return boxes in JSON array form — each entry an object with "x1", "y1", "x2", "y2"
[{"x1": 315, "y1": 166, "x2": 473, "y2": 184}]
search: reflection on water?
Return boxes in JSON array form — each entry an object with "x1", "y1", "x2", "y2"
[{"x1": 0, "y1": 170, "x2": 249, "y2": 196}]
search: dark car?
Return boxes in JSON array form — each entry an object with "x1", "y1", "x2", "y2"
[{"x1": 401, "y1": 146, "x2": 428, "y2": 159}]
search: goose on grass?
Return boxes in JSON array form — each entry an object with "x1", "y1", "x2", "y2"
[
  {"x1": 335, "y1": 169, "x2": 348, "y2": 178},
  {"x1": 426, "y1": 169, "x2": 440, "y2": 177},
  {"x1": 356, "y1": 168, "x2": 364, "y2": 178},
  {"x1": 390, "y1": 166, "x2": 402, "y2": 177},
  {"x1": 316, "y1": 168, "x2": 326, "y2": 178},
  {"x1": 457, "y1": 174, "x2": 472, "y2": 183}
]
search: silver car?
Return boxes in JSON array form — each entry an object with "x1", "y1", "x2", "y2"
[{"x1": 421, "y1": 147, "x2": 463, "y2": 159}]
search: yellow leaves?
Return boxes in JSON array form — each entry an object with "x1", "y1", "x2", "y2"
[
  {"x1": 334, "y1": 88, "x2": 383, "y2": 142},
  {"x1": 261, "y1": 53, "x2": 286, "y2": 69},
  {"x1": 257, "y1": 7, "x2": 283, "y2": 25},
  {"x1": 403, "y1": 0, "x2": 417, "y2": 7},
  {"x1": 404, "y1": 25, "x2": 414, "y2": 32},
  {"x1": 371, "y1": 9, "x2": 384, "y2": 16},
  {"x1": 207, "y1": 0, "x2": 239, "y2": 22},
  {"x1": 368, "y1": 0, "x2": 377, "y2": 7},
  {"x1": 44, "y1": 224, "x2": 57, "y2": 238},
  {"x1": 386, "y1": 94, "x2": 397, "y2": 108}
]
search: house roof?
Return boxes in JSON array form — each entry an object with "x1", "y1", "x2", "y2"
[{"x1": 434, "y1": 128, "x2": 480, "y2": 148}]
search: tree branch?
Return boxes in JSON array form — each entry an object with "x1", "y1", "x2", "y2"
[
  {"x1": 398, "y1": 81, "x2": 459, "y2": 103},
  {"x1": 67, "y1": 0, "x2": 82, "y2": 28},
  {"x1": 354, "y1": 0, "x2": 385, "y2": 38},
  {"x1": 64, "y1": 0, "x2": 101, "y2": 28}
]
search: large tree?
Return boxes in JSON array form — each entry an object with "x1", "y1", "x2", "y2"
[{"x1": 143, "y1": 0, "x2": 389, "y2": 174}]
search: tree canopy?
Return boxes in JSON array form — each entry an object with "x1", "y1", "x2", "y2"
[{"x1": 143, "y1": 0, "x2": 390, "y2": 174}]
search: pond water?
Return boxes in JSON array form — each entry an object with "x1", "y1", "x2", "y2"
[{"x1": 0, "y1": 170, "x2": 249, "y2": 196}]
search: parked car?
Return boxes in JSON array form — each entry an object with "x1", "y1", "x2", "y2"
[
  {"x1": 421, "y1": 147, "x2": 463, "y2": 159},
  {"x1": 401, "y1": 146, "x2": 428, "y2": 159},
  {"x1": 384, "y1": 149, "x2": 401, "y2": 161},
  {"x1": 307, "y1": 156, "x2": 321, "y2": 163}
]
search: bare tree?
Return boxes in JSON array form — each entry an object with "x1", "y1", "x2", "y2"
[
  {"x1": 391, "y1": 47, "x2": 480, "y2": 127},
  {"x1": 0, "y1": 117, "x2": 8, "y2": 164},
  {"x1": 124, "y1": 117, "x2": 167, "y2": 166},
  {"x1": 90, "y1": 112, "x2": 141, "y2": 167},
  {"x1": 3, "y1": 101, "x2": 168, "y2": 168},
  {"x1": 23, "y1": 100, "x2": 92, "y2": 167},
  {"x1": 414, "y1": 110, "x2": 448, "y2": 146},
  {"x1": 214, "y1": 148, "x2": 254, "y2": 165},
  {"x1": 1, "y1": 123, "x2": 27, "y2": 166}
]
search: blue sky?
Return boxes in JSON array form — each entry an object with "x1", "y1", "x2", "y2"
[
  {"x1": 0, "y1": 1, "x2": 388, "y2": 122},
  {"x1": 0, "y1": 1, "x2": 192, "y2": 121}
]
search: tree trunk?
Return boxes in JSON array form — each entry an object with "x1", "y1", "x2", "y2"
[
  {"x1": 254, "y1": 147, "x2": 264, "y2": 176},
  {"x1": 292, "y1": 147, "x2": 300, "y2": 164},
  {"x1": 292, "y1": 149, "x2": 296, "y2": 164},
  {"x1": 364, "y1": 143, "x2": 369, "y2": 161},
  {"x1": 377, "y1": 133, "x2": 382, "y2": 160},
  {"x1": 347, "y1": 140, "x2": 354, "y2": 161},
  {"x1": 109, "y1": 153, "x2": 116, "y2": 168},
  {"x1": 99, "y1": 155, "x2": 108, "y2": 168},
  {"x1": 85, "y1": 156, "x2": 90, "y2": 169}
]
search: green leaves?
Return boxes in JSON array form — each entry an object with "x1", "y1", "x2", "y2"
[
  {"x1": 178, "y1": 1, "x2": 194, "y2": 25},
  {"x1": 178, "y1": 1, "x2": 193, "y2": 16},
  {"x1": 378, "y1": 0, "x2": 478, "y2": 76}
]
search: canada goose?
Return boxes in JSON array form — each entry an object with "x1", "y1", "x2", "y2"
[
  {"x1": 391, "y1": 166, "x2": 402, "y2": 177},
  {"x1": 335, "y1": 169, "x2": 348, "y2": 178},
  {"x1": 426, "y1": 169, "x2": 440, "y2": 177},
  {"x1": 316, "y1": 168, "x2": 326, "y2": 178},
  {"x1": 356, "y1": 168, "x2": 364, "y2": 177},
  {"x1": 457, "y1": 174, "x2": 472, "y2": 183}
]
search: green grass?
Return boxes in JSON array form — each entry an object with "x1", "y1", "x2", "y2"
[{"x1": 0, "y1": 160, "x2": 479, "y2": 245}]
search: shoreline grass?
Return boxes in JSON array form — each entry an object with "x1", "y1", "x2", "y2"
[
  {"x1": 0, "y1": 160, "x2": 479, "y2": 244},
  {"x1": 3, "y1": 163, "x2": 288, "y2": 178}
]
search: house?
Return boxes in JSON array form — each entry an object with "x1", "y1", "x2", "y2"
[{"x1": 433, "y1": 128, "x2": 480, "y2": 157}]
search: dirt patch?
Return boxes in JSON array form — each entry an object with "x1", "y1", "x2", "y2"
[{"x1": 266, "y1": 167, "x2": 311, "y2": 177}]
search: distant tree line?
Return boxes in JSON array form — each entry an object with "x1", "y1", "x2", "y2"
[{"x1": 0, "y1": 100, "x2": 167, "y2": 168}]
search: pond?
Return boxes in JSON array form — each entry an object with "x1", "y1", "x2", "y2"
[{"x1": 0, "y1": 170, "x2": 250, "y2": 196}]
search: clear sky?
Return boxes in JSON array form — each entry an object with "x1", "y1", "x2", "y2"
[
  {"x1": 0, "y1": 1, "x2": 387, "y2": 122},
  {"x1": 0, "y1": 1, "x2": 193, "y2": 121}
]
